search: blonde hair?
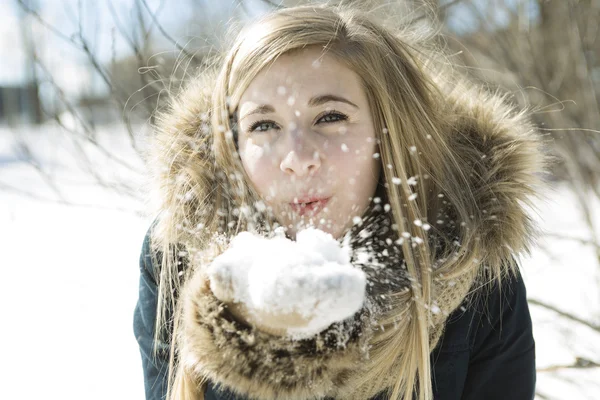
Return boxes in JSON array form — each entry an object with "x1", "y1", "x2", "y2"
[{"x1": 148, "y1": 4, "x2": 530, "y2": 400}]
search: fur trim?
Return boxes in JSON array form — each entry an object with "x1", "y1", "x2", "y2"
[
  {"x1": 442, "y1": 81, "x2": 546, "y2": 270},
  {"x1": 181, "y1": 271, "x2": 373, "y2": 400}
]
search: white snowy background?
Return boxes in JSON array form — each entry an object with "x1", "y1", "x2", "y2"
[
  {"x1": 1, "y1": 0, "x2": 599, "y2": 398},
  {"x1": 1, "y1": 122, "x2": 599, "y2": 399}
]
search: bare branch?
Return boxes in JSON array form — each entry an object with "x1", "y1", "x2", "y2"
[
  {"x1": 11, "y1": 140, "x2": 69, "y2": 203},
  {"x1": 538, "y1": 357, "x2": 600, "y2": 372},
  {"x1": 34, "y1": 60, "x2": 143, "y2": 173},
  {"x1": 544, "y1": 232, "x2": 600, "y2": 251},
  {"x1": 528, "y1": 298, "x2": 600, "y2": 333},
  {"x1": 139, "y1": 0, "x2": 196, "y2": 60},
  {"x1": 16, "y1": 0, "x2": 79, "y2": 46},
  {"x1": 256, "y1": 0, "x2": 285, "y2": 10},
  {"x1": 106, "y1": 0, "x2": 140, "y2": 52}
]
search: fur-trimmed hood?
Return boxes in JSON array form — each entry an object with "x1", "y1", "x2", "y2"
[{"x1": 150, "y1": 62, "x2": 548, "y2": 399}]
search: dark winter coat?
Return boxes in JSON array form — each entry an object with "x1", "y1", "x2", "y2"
[{"x1": 134, "y1": 228, "x2": 536, "y2": 400}]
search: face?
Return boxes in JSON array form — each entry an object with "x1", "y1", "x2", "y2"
[{"x1": 236, "y1": 47, "x2": 381, "y2": 239}]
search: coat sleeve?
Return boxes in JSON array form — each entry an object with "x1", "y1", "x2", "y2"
[
  {"x1": 133, "y1": 227, "x2": 170, "y2": 400},
  {"x1": 461, "y1": 272, "x2": 536, "y2": 400}
]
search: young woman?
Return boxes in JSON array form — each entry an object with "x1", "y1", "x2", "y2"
[{"x1": 134, "y1": 4, "x2": 547, "y2": 400}]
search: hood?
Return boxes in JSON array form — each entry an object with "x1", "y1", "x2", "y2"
[
  {"x1": 436, "y1": 76, "x2": 548, "y2": 273},
  {"x1": 149, "y1": 68, "x2": 548, "y2": 277},
  {"x1": 153, "y1": 66, "x2": 549, "y2": 400}
]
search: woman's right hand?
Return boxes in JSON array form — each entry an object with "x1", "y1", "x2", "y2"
[
  {"x1": 207, "y1": 261, "x2": 365, "y2": 337},
  {"x1": 205, "y1": 229, "x2": 367, "y2": 338},
  {"x1": 223, "y1": 300, "x2": 316, "y2": 336}
]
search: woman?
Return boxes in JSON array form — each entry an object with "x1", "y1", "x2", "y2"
[{"x1": 134, "y1": 4, "x2": 547, "y2": 400}]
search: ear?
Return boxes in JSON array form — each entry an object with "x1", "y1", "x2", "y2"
[{"x1": 169, "y1": 362, "x2": 205, "y2": 400}]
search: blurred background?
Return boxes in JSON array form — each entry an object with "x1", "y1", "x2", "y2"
[{"x1": 0, "y1": 0, "x2": 598, "y2": 398}]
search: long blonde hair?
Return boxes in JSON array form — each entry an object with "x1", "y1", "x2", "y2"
[{"x1": 148, "y1": 4, "x2": 534, "y2": 400}]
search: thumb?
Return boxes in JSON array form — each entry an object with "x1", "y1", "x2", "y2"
[{"x1": 206, "y1": 262, "x2": 236, "y2": 303}]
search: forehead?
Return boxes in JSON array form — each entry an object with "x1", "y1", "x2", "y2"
[{"x1": 239, "y1": 47, "x2": 363, "y2": 103}]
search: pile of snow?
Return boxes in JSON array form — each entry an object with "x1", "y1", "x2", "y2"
[{"x1": 208, "y1": 228, "x2": 367, "y2": 338}]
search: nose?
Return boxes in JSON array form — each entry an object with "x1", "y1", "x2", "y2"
[{"x1": 279, "y1": 133, "x2": 321, "y2": 177}]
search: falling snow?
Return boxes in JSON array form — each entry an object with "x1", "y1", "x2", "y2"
[{"x1": 1, "y1": 125, "x2": 598, "y2": 399}]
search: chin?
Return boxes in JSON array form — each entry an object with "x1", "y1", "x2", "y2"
[
  {"x1": 281, "y1": 219, "x2": 343, "y2": 240},
  {"x1": 321, "y1": 224, "x2": 343, "y2": 239},
  {"x1": 311, "y1": 222, "x2": 345, "y2": 240}
]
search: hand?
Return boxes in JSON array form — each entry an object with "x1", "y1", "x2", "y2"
[
  {"x1": 225, "y1": 301, "x2": 316, "y2": 336},
  {"x1": 207, "y1": 229, "x2": 367, "y2": 338}
]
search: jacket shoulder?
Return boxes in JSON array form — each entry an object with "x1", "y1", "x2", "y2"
[
  {"x1": 464, "y1": 271, "x2": 536, "y2": 399},
  {"x1": 431, "y1": 270, "x2": 536, "y2": 400}
]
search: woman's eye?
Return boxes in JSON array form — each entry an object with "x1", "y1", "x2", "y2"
[
  {"x1": 249, "y1": 120, "x2": 278, "y2": 133},
  {"x1": 317, "y1": 112, "x2": 347, "y2": 124}
]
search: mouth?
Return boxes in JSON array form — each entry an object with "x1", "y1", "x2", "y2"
[{"x1": 289, "y1": 197, "x2": 330, "y2": 217}]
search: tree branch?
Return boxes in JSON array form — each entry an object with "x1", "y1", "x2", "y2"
[
  {"x1": 538, "y1": 357, "x2": 600, "y2": 372},
  {"x1": 544, "y1": 232, "x2": 600, "y2": 251},
  {"x1": 139, "y1": 0, "x2": 196, "y2": 60},
  {"x1": 528, "y1": 298, "x2": 600, "y2": 333}
]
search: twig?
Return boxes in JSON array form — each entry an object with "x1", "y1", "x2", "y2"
[
  {"x1": 254, "y1": 0, "x2": 467, "y2": 22},
  {"x1": 12, "y1": 140, "x2": 69, "y2": 203},
  {"x1": 528, "y1": 298, "x2": 600, "y2": 333},
  {"x1": 544, "y1": 232, "x2": 600, "y2": 251},
  {"x1": 534, "y1": 391, "x2": 551, "y2": 400},
  {"x1": 35, "y1": 63, "x2": 144, "y2": 174},
  {"x1": 411, "y1": 0, "x2": 467, "y2": 23},
  {"x1": 538, "y1": 357, "x2": 600, "y2": 372},
  {"x1": 256, "y1": 0, "x2": 285, "y2": 10},
  {"x1": 139, "y1": 0, "x2": 195, "y2": 60},
  {"x1": 16, "y1": 0, "x2": 79, "y2": 45}
]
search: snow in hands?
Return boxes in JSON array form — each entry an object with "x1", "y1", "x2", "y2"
[{"x1": 207, "y1": 227, "x2": 367, "y2": 339}]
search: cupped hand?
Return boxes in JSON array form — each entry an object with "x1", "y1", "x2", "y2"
[{"x1": 207, "y1": 229, "x2": 367, "y2": 338}]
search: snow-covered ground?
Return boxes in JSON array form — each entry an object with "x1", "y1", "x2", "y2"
[
  {"x1": 0, "y1": 124, "x2": 598, "y2": 399},
  {"x1": 0, "y1": 123, "x2": 150, "y2": 399},
  {"x1": 523, "y1": 186, "x2": 600, "y2": 399}
]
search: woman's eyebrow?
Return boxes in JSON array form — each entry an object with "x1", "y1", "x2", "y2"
[
  {"x1": 308, "y1": 94, "x2": 359, "y2": 108},
  {"x1": 240, "y1": 94, "x2": 359, "y2": 121},
  {"x1": 239, "y1": 104, "x2": 275, "y2": 121}
]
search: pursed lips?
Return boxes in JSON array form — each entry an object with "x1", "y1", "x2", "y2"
[{"x1": 289, "y1": 197, "x2": 331, "y2": 216}]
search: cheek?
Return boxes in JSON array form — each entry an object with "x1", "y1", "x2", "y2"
[
  {"x1": 328, "y1": 140, "x2": 380, "y2": 201},
  {"x1": 240, "y1": 143, "x2": 280, "y2": 199},
  {"x1": 328, "y1": 138, "x2": 378, "y2": 179}
]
